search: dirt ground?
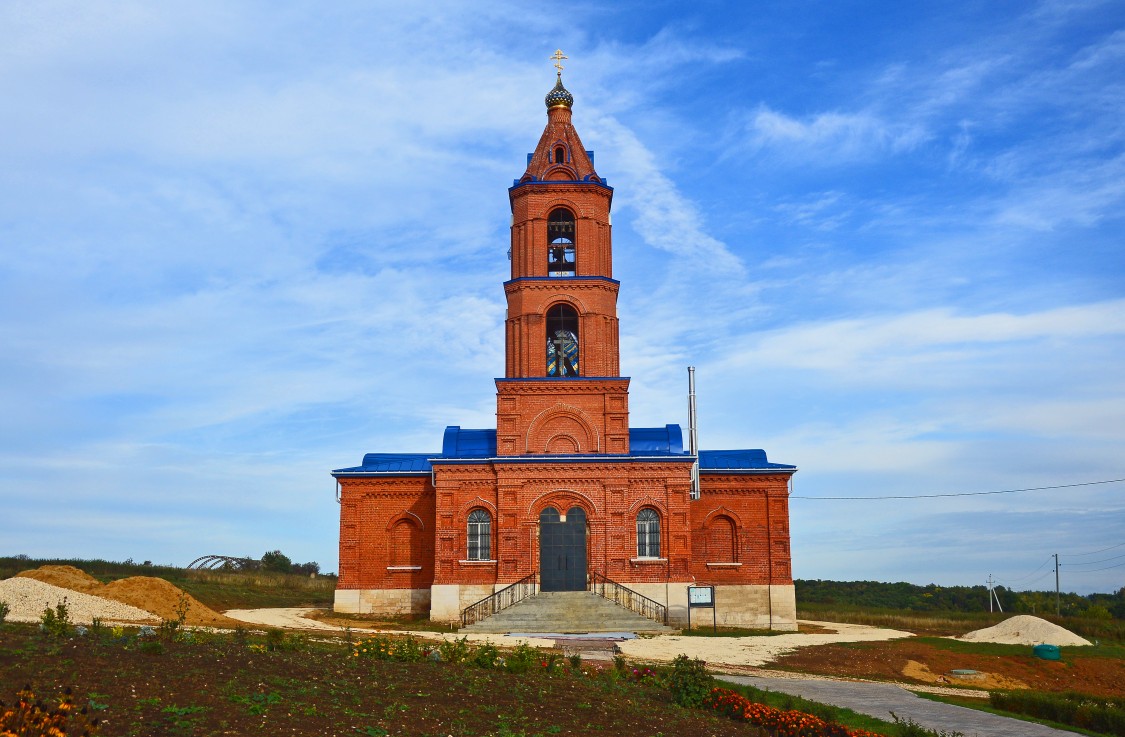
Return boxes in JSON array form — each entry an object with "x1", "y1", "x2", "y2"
[{"x1": 770, "y1": 638, "x2": 1125, "y2": 698}]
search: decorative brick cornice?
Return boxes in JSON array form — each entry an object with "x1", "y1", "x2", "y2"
[{"x1": 496, "y1": 378, "x2": 629, "y2": 394}]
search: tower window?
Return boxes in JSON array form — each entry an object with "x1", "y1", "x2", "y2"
[
  {"x1": 546, "y1": 304, "x2": 579, "y2": 377},
  {"x1": 547, "y1": 208, "x2": 576, "y2": 277},
  {"x1": 467, "y1": 509, "x2": 492, "y2": 561},
  {"x1": 554, "y1": 146, "x2": 566, "y2": 163},
  {"x1": 636, "y1": 508, "x2": 661, "y2": 558}
]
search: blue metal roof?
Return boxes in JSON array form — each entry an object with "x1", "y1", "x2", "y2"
[
  {"x1": 442, "y1": 426, "x2": 496, "y2": 458},
  {"x1": 630, "y1": 425, "x2": 684, "y2": 455},
  {"x1": 699, "y1": 449, "x2": 796, "y2": 471},
  {"x1": 332, "y1": 453, "x2": 433, "y2": 474},
  {"x1": 331, "y1": 426, "x2": 794, "y2": 476}
]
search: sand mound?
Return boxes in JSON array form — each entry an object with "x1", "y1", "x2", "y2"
[
  {"x1": 16, "y1": 565, "x2": 104, "y2": 594},
  {"x1": 958, "y1": 614, "x2": 1091, "y2": 646},
  {"x1": 0, "y1": 577, "x2": 158, "y2": 624},
  {"x1": 13, "y1": 566, "x2": 239, "y2": 627},
  {"x1": 100, "y1": 576, "x2": 230, "y2": 627}
]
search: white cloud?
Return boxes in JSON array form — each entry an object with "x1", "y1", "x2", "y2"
[{"x1": 740, "y1": 105, "x2": 927, "y2": 162}]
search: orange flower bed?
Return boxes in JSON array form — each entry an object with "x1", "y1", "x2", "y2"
[{"x1": 703, "y1": 687, "x2": 886, "y2": 737}]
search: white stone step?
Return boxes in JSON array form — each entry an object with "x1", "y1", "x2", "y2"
[{"x1": 461, "y1": 591, "x2": 675, "y2": 634}]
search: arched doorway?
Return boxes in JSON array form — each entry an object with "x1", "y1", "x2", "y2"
[{"x1": 539, "y1": 505, "x2": 587, "y2": 591}]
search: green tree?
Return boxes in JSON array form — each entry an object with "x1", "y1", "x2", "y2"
[{"x1": 261, "y1": 550, "x2": 292, "y2": 573}]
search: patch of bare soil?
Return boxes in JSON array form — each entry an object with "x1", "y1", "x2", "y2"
[
  {"x1": 15, "y1": 565, "x2": 103, "y2": 594},
  {"x1": 771, "y1": 639, "x2": 1125, "y2": 698},
  {"x1": 901, "y1": 659, "x2": 1027, "y2": 690}
]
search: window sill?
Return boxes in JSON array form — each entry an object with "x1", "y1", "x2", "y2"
[
  {"x1": 705, "y1": 562, "x2": 742, "y2": 568},
  {"x1": 629, "y1": 557, "x2": 667, "y2": 564},
  {"x1": 386, "y1": 566, "x2": 422, "y2": 571},
  {"x1": 458, "y1": 559, "x2": 498, "y2": 565}
]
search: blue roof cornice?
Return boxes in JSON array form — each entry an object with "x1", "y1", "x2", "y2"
[{"x1": 509, "y1": 179, "x2": 613, "y2": 193}]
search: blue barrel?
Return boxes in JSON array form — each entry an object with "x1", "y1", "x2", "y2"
[{"x1": 1032, "y1": 644, "x2": 1061, "y2": 660}]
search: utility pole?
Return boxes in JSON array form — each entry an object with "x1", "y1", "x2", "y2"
[
  {"x1": 1054, "y1": 553, "x2": 1061, "y2": 616},
  {"x1": 987, "y1": 574, "x2": 993, "y2": 613}
]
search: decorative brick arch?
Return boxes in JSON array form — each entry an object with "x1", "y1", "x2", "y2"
[
  {"x1": 542, "y1": 196, "x2": 587, "y2": 219},
  {"x1": 545, "y1": 165, "x2": 578, "y2": 181},
  {"x1": 626, "y1": 495, "x2": 669, "y2": 518},
  {"x1": 525, "y1": 403, "x2": 600, "y2": 453},
  {"x1": 455, "y1": 496, "x2": 498, "y2": 519},
  {"x1": 527, "y1": 490, "x2": 599, "y2": 519},
  {"x1": 537, "y1": 293, "x2": 589, "y2": 315},
  {"x1": 702, "y1": 506, "x2": 743, "y2": 529},
  {"x1": 384, "y1": 510, "x2": 426, "y2": 531}
]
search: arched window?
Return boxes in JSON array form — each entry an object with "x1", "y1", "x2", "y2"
[
  {"x1": 636, "y1": 508, "x2": 660, "y2": 558},
  {"x1": 554, "y1": 146, "x2": 566, "y2": 163},
  {"x1": 546, "y1": 304, "x2": 579, "y2": 377},
  {"x1": 467, "y1": 509, "x2": 491, "y2": 561},
  {"x1": 547, "y1": 208, "x2": 576, "y2": 277},
  {"x1": 708, "y1": 516, "x2": 737, "y2": 563}
]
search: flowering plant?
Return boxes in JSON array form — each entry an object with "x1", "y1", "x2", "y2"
[{"x1": 703, "y1": 687, "x2": 886, "y2": 737}]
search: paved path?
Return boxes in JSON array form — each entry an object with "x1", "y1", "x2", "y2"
[{"x1": 720, "y1": 675, "x2": 1075, "y2": 737}]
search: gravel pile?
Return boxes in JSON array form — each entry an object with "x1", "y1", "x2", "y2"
[
  {"x1": 957, "y1": 614, "x2": 1091, "y2": 646},
  {"x1": 0, "y1": 576, "x2": 158, "y2": 625}
]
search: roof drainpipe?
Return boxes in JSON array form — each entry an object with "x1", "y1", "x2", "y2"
[{"x1": 688, "y1": 366, "x2": 700, "y2": 500}]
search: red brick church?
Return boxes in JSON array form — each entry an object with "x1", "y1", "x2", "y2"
[{"x1": 332, "y1": 65, "x2": 797, "y2": 630}]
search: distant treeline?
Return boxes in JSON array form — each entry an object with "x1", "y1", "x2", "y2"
[{"x1": 796, "y1": 579, "x2": 1125, "y2": 619}]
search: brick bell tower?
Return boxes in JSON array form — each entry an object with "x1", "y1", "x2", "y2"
[{"x1": 497, "y1": 66, "x2": 631, "y2": 457}]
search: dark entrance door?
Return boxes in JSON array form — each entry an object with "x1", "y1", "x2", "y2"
[{"x1": 539, "y1": 506, "x2": 587, "y2": 592}]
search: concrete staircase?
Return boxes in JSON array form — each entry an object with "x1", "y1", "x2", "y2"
[{"x1": 460, "y1": 591, "x2": 676, "y2": 634}]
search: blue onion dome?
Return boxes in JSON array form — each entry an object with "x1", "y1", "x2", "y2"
[{"x1": 545, "y1": 73, "x2": 574, "y2": 109}]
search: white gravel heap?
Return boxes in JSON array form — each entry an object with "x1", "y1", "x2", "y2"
[
  {"x1": 957, "y1": 614, "x2": 1091, "y2": 646},
  {"x1": 0, "y1": 576, "x2": 158, "y2": 625}
]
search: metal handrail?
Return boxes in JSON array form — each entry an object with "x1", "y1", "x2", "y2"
[
  {"x1": 460, "y1": 572, "x2": 538, "y2": 627},
  {"x1": 588, "y1": 571, "x2": 668, "y2": 625}
]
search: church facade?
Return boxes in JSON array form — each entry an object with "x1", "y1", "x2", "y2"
[{"x1": 332, "y1": 70, "x2": 797, "y2": 629}]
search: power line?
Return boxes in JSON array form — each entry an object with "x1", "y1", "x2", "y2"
[
  {"x1": 1063, "y1": 561, "x2": 1125, "y2": 574},
  {"x1": 790, "y1": 477, "x2": 1125, "y2": 500},
  {"x1": 997, "y1": 556, "x2": 1053, "y2": 584},
  {"x1": 1064, "y1": 552, "x2": 1125, "y2": 568},
  {"x1": 1062, "y1": 541, "x2": 1125, "y2": 558}
]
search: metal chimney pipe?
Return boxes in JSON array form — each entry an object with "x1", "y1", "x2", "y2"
[{"x1": 688, "y1": 366, "x2": 700, "y2": 500}]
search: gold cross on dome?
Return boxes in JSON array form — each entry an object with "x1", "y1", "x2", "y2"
[{"x1": 551, "y1": 49, "x2": 568, "y2": 73}]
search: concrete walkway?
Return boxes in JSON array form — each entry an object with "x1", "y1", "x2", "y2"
[{"x1": 720, "y1": 675, "x2": 1076, "y2": 737}]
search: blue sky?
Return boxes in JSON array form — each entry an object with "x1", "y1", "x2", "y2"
[{"x1": 1, "y1": 1, "x2": 1123, "y2": 595}]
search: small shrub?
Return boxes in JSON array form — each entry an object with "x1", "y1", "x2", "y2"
[
  {"x1": 568, "y1": 652, "x2": 582, "y2": 669},
  {"x1": 40, "y1": 599, "x2": 71, "y2": 639},
  {"x1": 667, "y1": 654, "x2": 714, "y2": 708},
  {"x1": 352, "y1": 634, "x2": 426, "y2": 662},
  {"x1": 0, "y1": 599, "x2": 9, "y2": 625},
  {"x1": 138, "y1": 640, "x2": 165, "y2": 655},
  {"x1": 265, "y1": 628, "x2": 286, "y2": 651},
  {"x1": 504, "y1": 642, "x2": 538, "y2": 674},
  {"x1": 158, "y1": 591, "x2": 191, "y2": 643},
  {"x1": 470, "y1": 642, "x2": 500, "y2": 669},
  {"x1": 612, "y1": 654, "x2": 628, "y2": 673},
  {"x1": 438, "y1": 636, "x2": 471, "y2": 664}
]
